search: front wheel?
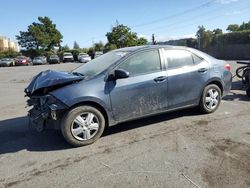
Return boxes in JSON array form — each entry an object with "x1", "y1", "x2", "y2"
[
  {"x1": 199, "y1": 84, "x2": 221, "y2": 113},
  {"x1": 61, "y1": 106, "x2": 105, "y2": 146}
]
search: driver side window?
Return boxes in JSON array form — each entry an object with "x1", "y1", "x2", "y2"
[{"x1": 118, "y1": 49, "x2": 161, "y2": 76}]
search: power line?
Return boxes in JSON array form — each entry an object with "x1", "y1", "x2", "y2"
[
  {"x1": 82, "y1": 0, "x2": 246, "y2": 45},
  {"x1": 131, "y1": 0, "x2": 217, "y2": 28},
  {"x1": 135, "y1": 3, "x2": 231, "y2": 35},
  {"x1": 82, "y1": 0, "x2": 217, "y2": 45},
  {"x1": 142, "y1": 6, "x2": 250, "y2": 39}
]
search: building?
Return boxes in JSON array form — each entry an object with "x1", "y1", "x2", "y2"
[{"x1": 0, "y1": 36, "x2": 19, "y2": 52}]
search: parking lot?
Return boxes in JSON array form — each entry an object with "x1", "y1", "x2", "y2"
[{"x1": 0, "y1": 62, "x2": 249, "y2": 188}]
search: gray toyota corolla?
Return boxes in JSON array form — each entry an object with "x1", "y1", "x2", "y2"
[{"x1": 25, "y1": 45, "x2": 232, "y2": 146}]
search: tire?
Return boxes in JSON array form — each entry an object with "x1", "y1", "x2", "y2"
[
  {"x1": 199, "y1": 84, "x2": 221, "y2": 114},
  {"x1": 61, "y1": 105, "x2": 105, "y2": 146},
  {"x1": 246, "y1": 87, "x2": 250, "y2": 97}
]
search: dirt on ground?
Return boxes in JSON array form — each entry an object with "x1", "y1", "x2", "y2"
[{"x1": 0, "y1": 62, "x2": 249, "y2": 188}]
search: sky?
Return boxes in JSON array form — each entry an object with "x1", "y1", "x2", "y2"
[{"x1": 0, "y1": 0, "x2": 250, "y2": 48}]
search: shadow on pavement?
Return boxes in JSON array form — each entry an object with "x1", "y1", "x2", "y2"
[
  {"x1": 103, "y1": 108, "x2": 200, "y2": 137},
  {"x1": 223, "y1": 80, "x2": 250, "y2": 102},
  {"x1": 0, "y1": 116, "x2": 72, "y2": 154},
  {"x1": 0, "y1": 108, "x2": 201, "y2": 154}
]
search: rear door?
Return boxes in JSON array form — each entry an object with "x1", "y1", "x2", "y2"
[
  {"x1": 108, "y1": 49, "x2": 168, "y2": 122},
  {"x1": 164, "y1": 49, "x2": 210, "y2": 109}
]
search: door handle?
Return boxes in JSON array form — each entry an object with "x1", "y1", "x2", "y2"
[
  {"x1": 154, "y1": 76, "x2": 167, "y2": 82},
  {"x1": 198, "y1": 68, "x2": 208, "y2": 73}
]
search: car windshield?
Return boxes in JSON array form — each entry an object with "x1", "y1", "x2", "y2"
[
  {"x1": 16, "y1": 56, "x2": 25, "y2": 60},
  {"x1": 72, "y1": 51, "x2": 128, "y2": 77},
  {"x1": 64, "y1": 53, "x2": 72, "y2": 56},
  {"x1": 34, "y1": 57, "x2": 42, "y2": 60},
  {"x1": 50, "y1": 55, "x2": 58, "y2": 58}
]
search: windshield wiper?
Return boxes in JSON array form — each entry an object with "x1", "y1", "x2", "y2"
[{"x1": 72, "y1": 72, "x2": 85, "y2": 77}]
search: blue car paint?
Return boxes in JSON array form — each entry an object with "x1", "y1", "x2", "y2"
[
  {"x1": 25, "y1": 70, "x2": 85, "y2": 96},
  {"x1": 26, "y1": 45, "x2": 232, "y2": 128}
]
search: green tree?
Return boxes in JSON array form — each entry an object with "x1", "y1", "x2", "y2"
[
  {"x1": 106, "y1": 24, "x2": 147, "y2": 48},
  {"x1": 61, "y1": 44, "x2": 70, "y2": 51},
  {"x1": 93, "y1": 41, "x2": 104, "y2": 51},
  {"x1": 103, "y1": 43, "x2": 117, "y2": 53},
  {"x1": 239, "y1": 21, "x2": 250, "y2": 31},
  {"x1": 196, "y1": 26, "x2": 213, "y2": 49},
  {"x1": 137, "y1": 37, "x2": 148, "y2": 46},
  {"x1": 0, "y1": 49, "x2": 20, "y2": 59},
  {"x1": 87, "y1": 47, "x2": 95, "y2": 59},
  {"x1": 73, "y1": 41, "x2": 80, "y2": 49},
  {"x1": 16, "y1": 16, "x2": 62, "y2": 51},
  {"x1": 227, "y1": 24, "x2": 240, "y2": 32},
  {"x1": 213, "y1": 28, "x2": 223, "y2": 35},
  {"x1": 82, "y1": 48, "x2": 89, "y2": 53},
  {"x1": 211, "y1": 29, "x2": 223, "y2": 46},
  {"x1": 186, "y1": 38, "x2": 197, "y2": 48},
  {"x1": 16, "y1": 31, "x2": 39, "y2": 50}
]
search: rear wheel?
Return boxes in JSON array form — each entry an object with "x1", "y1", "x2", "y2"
[
  {"x1": 199, "y1": 84, "x2": 221, "y2": 113},
  {"x1": 61, "y1": 106, "x2": 105, "y2": 146}
]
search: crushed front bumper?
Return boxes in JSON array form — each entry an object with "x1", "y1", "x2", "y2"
[{"x1": 27, "y1": 95, "x2": 68, "y2": 131}]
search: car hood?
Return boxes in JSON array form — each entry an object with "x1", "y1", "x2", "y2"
[
  {"x1": 25, "y1": 70, "x2": 85, "y2": 97},
  {"x1": 1, "y1": 60, "x2": 12, "y2": 63},
  {"x1": 33, "y1": 60, "x2": 43, "y2": 62}
]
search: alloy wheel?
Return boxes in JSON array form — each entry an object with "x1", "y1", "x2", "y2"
[
  {"x1": 71, "y1": 112, "x2": 100, "y2": 141},
  {"x1": 205, "y1": 88, "x2": 219, "y2": 110}
]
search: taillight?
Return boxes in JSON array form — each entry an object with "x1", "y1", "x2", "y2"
[{"x1": 224, "y1": 63, "x2": 231, "y2": 71}]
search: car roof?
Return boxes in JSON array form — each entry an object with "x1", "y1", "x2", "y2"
[
  {"x1": 114, "y1": 45, "x2": 215, "y2": 61},
  {"x1": 115, "y1": 45, "x2": 191, "y2": 52}
]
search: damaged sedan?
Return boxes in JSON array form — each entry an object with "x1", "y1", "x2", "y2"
[{"x1": 25, "y1": 45, "x2": 232, "y2": 146}]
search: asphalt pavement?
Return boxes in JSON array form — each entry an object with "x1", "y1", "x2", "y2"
[{"x1": 0, "y1": 62, "x2": 249, "y2": 188}]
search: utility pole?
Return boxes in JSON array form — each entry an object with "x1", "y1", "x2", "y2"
[
  {"x1": 152, "y1": 34, "x2": 156, "y2": 45},
  {"x1": 197, "y1": 35, "x2": 201, "y2": 49}
]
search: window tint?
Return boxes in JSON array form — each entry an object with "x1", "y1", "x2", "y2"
[
  {"x1": 118, "y1": 50, "x2": 161, "y2": 76},
  {"x1": 192, "y1": 53, "x2": 203, "y2": 64},
  {"x1": 165, "y1": 50, "x2": 194, "y2": 69}
]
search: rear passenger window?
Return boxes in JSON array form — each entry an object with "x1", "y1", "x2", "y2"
[
  {"x1": 192, "y1": 53, "x2": 203, "y2": 64},
  {"x1": 165, "y1": 50, "x2": 194, "y2": 69}
]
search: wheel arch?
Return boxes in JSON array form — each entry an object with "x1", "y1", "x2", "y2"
[
  {"x1": 206, "y1": 80, "x2": 223, "y2": 95},
  {"x1": 70, "y1": 100, "x2": 111, "y2": 128},
  {"x1": 198, "y1": 78, "x2": 224, "y2": 103}
]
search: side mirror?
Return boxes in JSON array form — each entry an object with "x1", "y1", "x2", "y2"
[{"x1": 114, "y1": 69, "x2": 129, "y2": 79}]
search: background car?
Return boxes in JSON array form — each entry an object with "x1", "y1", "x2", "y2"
[
  {"x1": 0, "y1": 58, "x2": 15, "y2": 67},
  {"x1": 77, "y1": 53, "x2": 87, "y2": 61},
  {"x1": 26, "y1": 45, "x2": 232, "y2": 146},
  {"x1": 32, "y1": 56, "x2": 47, "y2": 65},
  {"x1": 94, "y1": 51, "x2": 103, "y2": 59},
  {"x1": 48, "y1": 55, "x2": 60, "y2": 64},
  {"x1": 78, "y1": 53, "x2": 91, "y2": 63},
  {"x1": 15, "y1": 56, "x2": 31, "y2": 66},
  {"x1": 63, "y1": 52, "x2": 74, "y2": 62}
]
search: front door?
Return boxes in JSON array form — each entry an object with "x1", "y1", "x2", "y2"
[{"x1": 108, "y1": 49, "x2": 168, "y2": 122}]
